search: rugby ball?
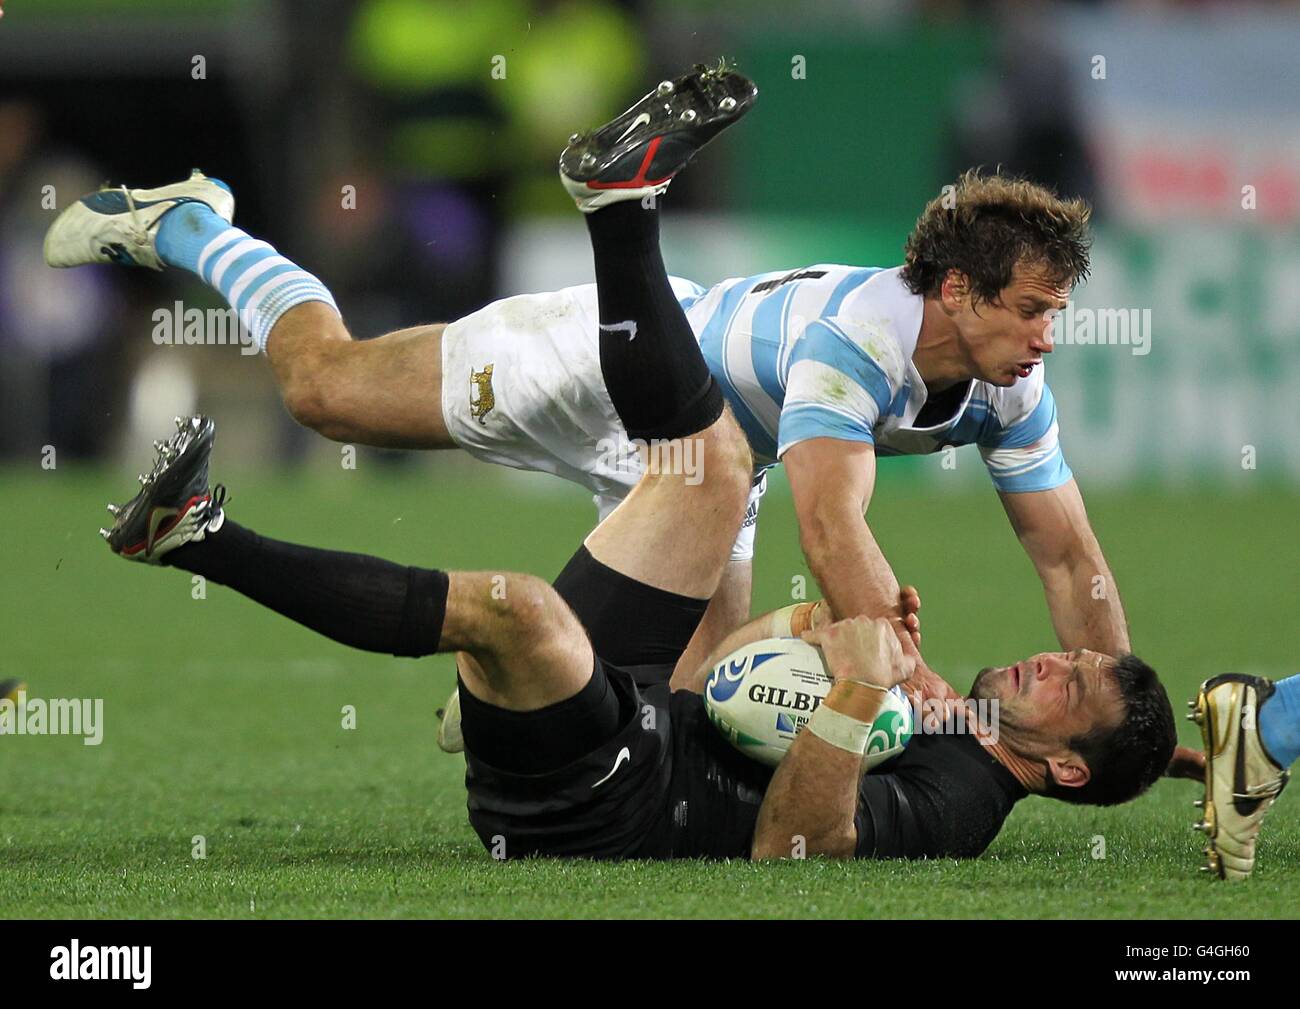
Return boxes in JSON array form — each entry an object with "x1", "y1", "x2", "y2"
[{"x1": 704, "y1": 637, "x2": 912, "y2": 770}]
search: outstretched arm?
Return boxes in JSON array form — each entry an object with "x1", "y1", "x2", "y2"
[
  {"x1": 998, "y1": 479, "x2": 1130, "y2": 654},
  {"x1": 785, "y1": 438, "x2": 901, "y2": 624},
  {"x1": 785, "y1": 438, "x2": 959, "y2": 703}
]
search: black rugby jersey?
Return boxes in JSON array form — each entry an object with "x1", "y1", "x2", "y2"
[{"x1": 646, "y1": 690, "x2": 1027, "y2": 860}]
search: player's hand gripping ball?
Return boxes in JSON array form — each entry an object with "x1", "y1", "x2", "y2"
[{"x1": 704, "y1": 636, "x2": 913, "y2": 769}]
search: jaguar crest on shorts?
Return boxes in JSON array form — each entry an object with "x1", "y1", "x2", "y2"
[{"x1": 470, "y1": 364, "x2": 495, "y2": 425}]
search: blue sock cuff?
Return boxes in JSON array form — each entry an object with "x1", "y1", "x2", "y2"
[
  {"x1": 156, "y1": 202, "x2": 232, "y2": 273},
  {"x1": 154, "y1": 198, "x2": 339, "y2": 354},
  {"x1": 1259, "y1": 673, "x2": 1300, "y2": 769}
]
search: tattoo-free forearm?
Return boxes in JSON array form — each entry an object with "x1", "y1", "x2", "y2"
[
  {"x1": 752, "y1": 726, "x2": 862, "y2": 860},
  {"x1": 999, "y1": 481, "x2": 1131, "y2": 656},
  {"x1": 1041, "y1": 551, "x2": 1130, "y2": 654},
  {"x1": 801, "y1": 505, "x2": 902, "y2": 623},
  {"x1": 685, "y1": 600, "x2": 826, "y2": 694}
]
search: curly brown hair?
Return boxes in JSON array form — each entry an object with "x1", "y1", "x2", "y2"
[{"x1": 900, "y1": 169, "x2": 1093, "y2": 305}]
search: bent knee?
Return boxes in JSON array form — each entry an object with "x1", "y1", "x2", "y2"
[
  {"x1": 481, "y1": 573, "x2": 573, "y2": 642},
  {"x1": 279, "y1": 350, "x2": 349, "y2": 438}
]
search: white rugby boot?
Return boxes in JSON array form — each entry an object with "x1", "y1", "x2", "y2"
[{"x1": 44, "y1": 169, "x2": 233, "y2": 271}]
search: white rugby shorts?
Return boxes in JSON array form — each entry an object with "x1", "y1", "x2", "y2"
[{"x1": 440, "y1": 280, "x2": 766, "y2": 561}]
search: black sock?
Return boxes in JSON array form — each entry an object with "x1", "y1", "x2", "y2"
[
  {"x1": 586, "y1": 201, "x2": 723, "y2": 441},
  {"x1": 165, "y1": 521, "x2": 448, "y2": 657}
]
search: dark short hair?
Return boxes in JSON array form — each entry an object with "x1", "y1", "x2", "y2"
[
  {"x1": 1045, "y1": 654, "x2": 1176, "y2": 807},
  {"x1": 900, "y1": 169, "x2": 1093, "y2": 306}
]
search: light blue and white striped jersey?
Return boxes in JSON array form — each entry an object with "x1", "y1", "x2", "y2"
[{"x1": 675, "y1": 265, "x2": 1071, "y2": 493}]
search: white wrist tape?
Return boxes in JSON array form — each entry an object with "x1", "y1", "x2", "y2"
[
  {"x1": 805, "y1": 704, "x2": 872, "y2": 755},
  {"x1": 765, "y1": 601, "x2": 823, "y2": 638}
]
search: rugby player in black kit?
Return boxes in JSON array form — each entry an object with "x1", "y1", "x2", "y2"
[{"x1": 99, "y1": 66, "x2": 1176, "y2": 862}]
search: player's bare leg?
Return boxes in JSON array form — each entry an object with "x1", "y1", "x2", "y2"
[
  {"x1": 450, "y1": 399, "x2": 752, "y2": 732},
  {"x1": 561, "y1": 64, "x2": 758, "y2": 594},
  {"x1": 262, "y1": 304, "x2": 453, "y2": 449},
  {"x1": 671, "y1": 559, "x2": 752, "y2": 681},
  {"x1": 44, "y1": 169, "x2": 458, "y2": 451},
  {"x1": 583, "y1": 415, "x2": 750, "y2": 601}
]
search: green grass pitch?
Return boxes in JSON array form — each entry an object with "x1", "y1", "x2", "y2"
[{"x1": 2, "y1": 458, "x2": 1296, "y2": 918}]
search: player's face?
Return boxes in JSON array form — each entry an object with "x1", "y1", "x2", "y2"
[
  {"x1": 950, "y1": 263, "x2": 1069, "y2": 387},
  {"x1": 969, "y1": 648, "x2": 1124, "y2": 754}
]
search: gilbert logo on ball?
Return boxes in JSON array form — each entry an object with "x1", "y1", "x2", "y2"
[{"x1": 704, "y1": 638, "x2": 912, "y2": 770}]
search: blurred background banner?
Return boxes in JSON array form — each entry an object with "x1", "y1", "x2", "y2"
[
  {"x1": 1, "y1": 0, "x2": 1296, "y2": 486},
  {"x1": 1058, "y1": 7, "x2": 1300, "y2": 227},
  {"x1": 1049, "y1": 6, "x2": 1300, "y2": 487}
]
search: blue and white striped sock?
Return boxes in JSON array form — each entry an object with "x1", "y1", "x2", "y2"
[
  {"x1": 155, "y1": 203, "x2": 339, "y2": 353},
  {"x1": 1259, "y1": 673, "x2": 1300, "y2": 769}
]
